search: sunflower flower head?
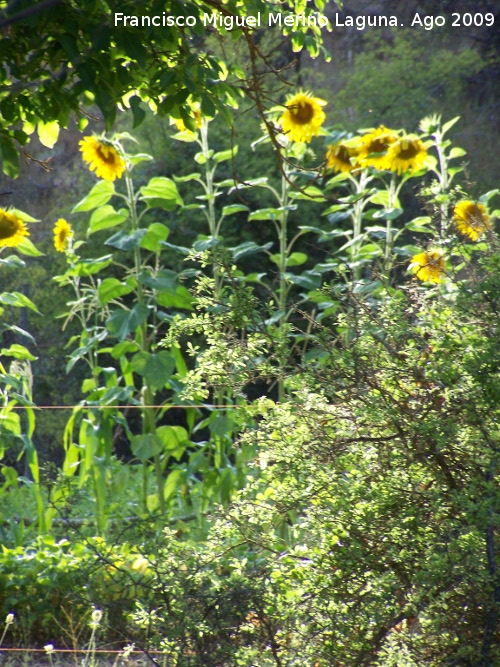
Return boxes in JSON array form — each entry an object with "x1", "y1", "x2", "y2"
[
  {"x1": 0, "y1": 209, "x2": 29, "y2": 248},
  {"x1": 358, "y1": 126, "x2": 399, "y2": 169},
  {"x1": 384, "y1": 135, "x2": 428, "y2": 175},
  {"x1": 454, "y1": 200, "x2": 491, "y2": 241},
  {"x1": 171, "y1": 102, "x2": 204, "y2": 133},
  {"x1": 279, "y1": 92, "x2": 327, "y2": 144},
  {"x1": 79, "y1": 136, "x2": 126, "y2": 181},
  {"x1": 326, "y1": 141, "x2": 360, "y2": 173},
  {"x1": 53, "y1": 218, "x2": 73, "y2": 253},
  {"x1": 409, "y1": 249, "x2": 445, "y2": 283}
]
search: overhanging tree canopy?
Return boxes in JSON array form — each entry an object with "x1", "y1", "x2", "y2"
[{"x1": 0, "y1": 0, "x2": 340, "y2": 176}]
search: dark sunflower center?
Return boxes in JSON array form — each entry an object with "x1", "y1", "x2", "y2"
[
  {"x1": 369, "y1": 138, "x2": 390, "y2": 153},
  {"x1": 290, "y1": 101, "x2": 314, "y2": 125},
  {"x1": 0, "y1": 215, "x2": 17, "y2": 240},
  {"x1": 397, "y1": 141, "x2": 420, "y2": 160},
  {"x1": 337, "y1": 146, "x2": 352, "y2": 165},
  {"x1": 96, "y1": 145, "x2": 118, "y2": 165}
]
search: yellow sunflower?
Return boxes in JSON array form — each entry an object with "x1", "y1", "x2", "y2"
[
  {"x1": 0, "y1": 209, "x2": 29, "y2": 248},
  {"x1": 384, "y1": 136, "x2": 428, "y2": 175},
  {"x1": 409, "y1": 249, "x2": 445, "y2": 283},
  {"x1": 53, "y1": 218, "x2": 73, "y2": 252},
  {"x1": 79, "y1": 136, "x2": 126, "y2": 181},
  {"x1": 279, "y1": 92, "x2": 327, "y2": 143},
  {"x1": 171, "y1": 102, "x2": 204, "y2": 132},
  {"x1": 358, "y1": 125, "x2": 399, "y2": 169},
  {"x1": 326, "y1": 141, "x2": 360, "y2": 173},
  {"x1": 453, "y1": 200, "x2": 491, "y2": 241}
]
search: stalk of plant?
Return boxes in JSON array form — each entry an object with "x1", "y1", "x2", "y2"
[
  {"x1": 122, "y1": 160, "x2": 165, "y2": 515},
  {"x1": 83, "y1": 609, "x2": 102, "y2": 667},
  {"x1": 0, "y1": 613, "x2": 14, "y2": 648}
]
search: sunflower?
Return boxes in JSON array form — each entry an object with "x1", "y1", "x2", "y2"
[
  {"x1": 453, "y1": 200, "x2": 491, "y2": 241},
  {"x1": 79, "y1": 136, "x2": 126, "y2": 181},
  {"x1": 53, "y1": 218, "x2": 73, "y2": 252},
  {"x1": 358, "y1": 126, "x2": 399, "y2": 169},
  {"x1": 171, "y1": 102, "x2": 204, "y2": 132},
  {"x1": 279, "y1": 92, "x2": 327, "y2": 143},
  {"x1": 384, "y1": 136, "x2": 428, "y2": 175},
  {"x1": 0, "y1": 209, "x2": 29, "y2": 248},
  {"x1": 326, "y1": 141, "x2": 360, "y2": 173},
  {"x1": 409, "y1": 249, "x2": 445, "y2": 283}
]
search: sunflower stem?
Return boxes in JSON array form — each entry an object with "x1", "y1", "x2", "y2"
[{"x1": 124, "y1": 161, "x2": 166, "y2": 515}]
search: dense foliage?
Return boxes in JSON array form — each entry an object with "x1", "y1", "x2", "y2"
[{"x1": 0, "y1": 2, "x2": 499, "y2": 665}]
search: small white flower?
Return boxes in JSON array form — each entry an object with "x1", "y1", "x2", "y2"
[
  {"x1": 5, "y1": 614, "x2": 14, "y2": 625},
  {"x1": 44, "y1": 644, "x2": 55, "y2": 655},
  {"x1": 91, "y1": 609, "x2": 102, "y2": 624}
]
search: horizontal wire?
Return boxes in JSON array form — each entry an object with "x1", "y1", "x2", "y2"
[
  {"x1": 0, "y1": 647, "x2": 166, "y2": 654},
  {"x1": 6, "y1": 404, "x2": 243, "y2": 410}
]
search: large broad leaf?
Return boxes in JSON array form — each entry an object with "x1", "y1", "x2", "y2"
[
  {"x1": 157, "y1": 425, "x2": 188, "y2": 453},
  {"x1": 131, "y1": 433, "x2": 163, "y2": 462},
  {"x1": 139, "y1": 269, "x2": 178, "y2": 293},
  {"x1": 0, "y1": 344, "x2": 37, "y2": 361},
  {"x1": 17, "y1": 238, "x2": 44, "y2": 256},
  {"x1": 231, "y1": 241, "x2": 273, "y2": 260},
  {"x1": 129, "y1": 350, "x2": 176, "y2": 389},
  {"x1": 140, "y1": 223, "x2": 169, "y2": 253},
  {"x1": 106, "y1": 303, "x2": 150, "y2": 342},
  {"x1": 98, "y1": 278, "x2": 133, "y2": 306},
  {"x1": 70, "y1": 255, "x2": 113, "y2": 276},
  {"x1": 0, "y1": 292, "x2": 40, "y2": 313},
  {"x1": 105, "y1": 229, "x2": 147, "y2": 250},
  {"x1": 89, "y1": 205, "x2": 128, "y2": 235},
  {"x1": 157, "y1": 285, "x2": 194, "y2": 310},
  {"x1": 139, "y1": 177, "x2": 183, "y2": 210},
  {"x1": 73, "y1": 181, "x2": 115, "y2": 213},
  {"x1": 37, "y1": 120, "x2": 59, "y2": 148}
]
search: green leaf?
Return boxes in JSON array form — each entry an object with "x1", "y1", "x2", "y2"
[
  {"x1": 441, "y1": 116, "x2": 460, "y2": 135},
  {"x1": 0, "y1": 411, "x2": 21, "y2": 436},
  {"x1": 131, "y1": 433, "x2": 163, "y2": 462},
  {"x1": 221, "y1": 204, "x2": 249, "y2": 217},
  {"x1": 448, "y1": 147, "x2": 466, "y2": 160},
  {"x1": 0, "y1": 344, "x2": 37, "y2": 361},
  {"x1": 157, "y1": 285, "x2": 194, "y2": 310},
  {"x1": 70, "y1": 255, "x2": 113, "y2": 276},
  {"x1": 479, "y1": 189, "x2": 499, "y2": 205},
  {"x1": 248, "y1": 208, "x2": 284, "y2": 221},
  {"x1": 139, "y1": 269, "x2": 178, "y2": 293},
  {"x1": 105, "y1": 229, "x2": 147, "y2": 250},
  {"x1": 10, "y1": 208, "x2": 39, "y2": 223},
  {"x1": 129, "y1": 95, "x2": 146, "y2": 128},
  {"x1": 231, "y1": 241, "x2": 273, "y2": 260},
  {"x1": 287, "y1": 252, "x2": 308, "y2": 267},
  {"x1": 157, "y1": 425, "x2": 188, "y2": 451},
  {"x1": 106, "y1": 303, "x2": 150, "y2": 342},
  {"x1": 16, "y1": 238, "x2": 44, "y2": 257},
  {"x1": 98, "y1": 278, "x2": 133, "y2": 306},
  {"x1": 0, "y1": 255, "x2": 25, "y2": 269},
  {"x1": 129, "y1": 351, "x2": 175, "y2": 389},
  {"x1": 140, "y1": 177, "x2": 183, "y2": 210},
  {"x1": 139, "y1": 223, "x2": 169, "y2": 253},
  {"x1": 174, "y1": 173, "x2": 201, "y2": 183},
  {"x1": 0, "y1": 292, "x2": 40, "y2": 313},
  {"x1": 88, "y1": 205, "x2": 128, "y2": 235},
  {"x1": 213, "y1": 147, "x2": 237, "y2": 163},
  {"x1": 289, "y1": 186, "x2": 326, "y2": 202},
  {"x1": 209, "y1": 415, "x2": 234, "y2": 437},
  {"x1": 284, "y1": 271, "x2": 321, "y2": 290},
  {"x1": 405, "y1": 216, "x2": 432, "y2": 232},
  {"x1": 73, "y1": 181, "x2": 115, "y2": 213},
  {"x1": 37, "y1": 120, "x2": 60, "y2": 148},
  {"x1": 372, "y1": 207, "x2": 403, "y2": 221}
]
